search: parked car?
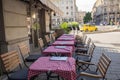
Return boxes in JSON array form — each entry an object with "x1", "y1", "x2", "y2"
[{"x1": 80, "y1": 24, "x2": 98, "y2": 32}]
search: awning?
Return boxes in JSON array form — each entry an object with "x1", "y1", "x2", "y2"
[{"x1": 40, "y1": 0, "x2": 63, "y2": 16}]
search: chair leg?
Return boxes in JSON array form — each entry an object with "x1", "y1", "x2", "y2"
[
  {"x1": 46, "y1": 72, "x2": 60, "y2": 80},
  {"x1": 77, "y1": 63, "x2": 90, "y2": 71},
  {"x1": 46, "y1": 72, "x2": 50, "y2": 80},
  {"x1": 58, "y1": 76, "x2": 60, "y2": 80},
  {"x1": 61, "y1": 77, "x2": 64, "y2": 80}
]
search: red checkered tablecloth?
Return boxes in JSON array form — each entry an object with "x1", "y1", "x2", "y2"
[
  {"x1": 28, "y1": 57, "x2": 76, "y2": 80},
  {"x1": 61, "y1": 35, "x2": 74, "y2": 38},
  {"x1": 57, "y1": 35, "x2": 75, "y2": 41},
  {"x1": 57, "y1": 37, "x2": 75, "y2": 41},
  {"x1": 42, "y1": 46, "x2": 73, "y2": 57},
  {"x1": 52, "y1": 41, "x2": 75, "y2": 46}
]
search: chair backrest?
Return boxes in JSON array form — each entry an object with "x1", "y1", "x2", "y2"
[
  {"x1": 45, "y1": 35, "x2": 51, "y2": 43},
  {"x1": 0, "y1": 50, "x2": 21, "y2": 73},
  {"x1": 38, "y1": 38, "x2": 44, "y2": 52},
  {"x1": 18, "y1": 43, "x2": 30, "y2": 60},
  {"x1": 87, "y1": 42, "x2": 96, "y2": 60},
  {"x1": 82, "y1": 35, "x2": 87, "y2": 44},
  {"x1": 75, "y1": 35, "x2": 81, "y2": 40},
  {"x1": 51, "y1": 33, "x2": 55, "y2": 41},
  {"x1": 97, "y1": 53, "x2": 111, "y2": 79},
  {"x1": 86, "y1": 38, "x2": 91, "y2": 48}
]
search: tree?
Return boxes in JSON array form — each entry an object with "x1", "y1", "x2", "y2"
[{"x1": 83, "y1": 12, "x2": 92, "y2": 23}]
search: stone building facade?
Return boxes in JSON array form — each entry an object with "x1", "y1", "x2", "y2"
[
  {"x1": 76, "y1": 11, "x2": 86, "y2": 24},
  {"x1": 0, "y1": 0, "x2": 62, "y2": 53},
  {"x1": 49, "y1": 0, "x2": 77, "y2": 28},
  {"x1": 0, "y1": 0, "x2": 29, "y2": 53},
  {"x1": 92, "y1": 0, "x2": 120, "y2": 25}
]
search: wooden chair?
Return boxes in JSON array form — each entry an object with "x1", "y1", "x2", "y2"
[
  {"x1": 38, "y1": 38, "x2": 46, "y2": 53},
  {"x1": 18, "y1": 43, "x2": 40, "y2": 65},
  {"x1": 0, "y1": 50, "x2": 28, "y2": 80},
  {"x1": 45, "y1": 35, "x2": 52, "y2": 46},
  {"x1": 76, "y1": 38, "x2": 91, "y2": 48},
  {"x1": 51, "y1": 33, "x2": 56, "y2": 42},
  {"x1": 77, "y1": 53, "x2": 111, "y2": 80},
  {"x1": 77, "y1": 34, "x2": 87, "y2": 44},
  {"x1": 75, "y1": 38, "x2": 91, "y2": 54},
  {"x1": 76, "y1": 43, "x2": 96, "y2": 71}
]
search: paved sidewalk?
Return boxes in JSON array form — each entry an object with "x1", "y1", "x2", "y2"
[
  {"x1": 92, "y1": 46, "x2": 120, "y2": 80},
  {"x1": 86, "y1": 32, "x2": 120, "y2": 80},
  {"x1": 1, "y1": 32, "x2": 120, "y2": 80}
]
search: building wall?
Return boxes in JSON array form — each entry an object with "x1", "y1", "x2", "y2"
[
  {"x1": 92, "y1": 0, "x2": 120, "y2": 25},
  {"x1": 2, "y1": 0, "x2": 29, "y2": 51},
  {"x1": 50, "y1": 0, "x2": 76, "y2": 28},
  {"x1": 45, "y1": 11, "x2": 50, "y2": 32},
  {"x1": 76, "y1": 11, "x2": 86, "y2": 24}
]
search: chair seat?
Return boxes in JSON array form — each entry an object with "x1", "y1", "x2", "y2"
[
  {"x1": 76, "y1": 56, "x2": 90, "y2": 62},
  {"x1": 75, "y1": 48, "x2": 88, "y2": 53},
  {"x1": 26, "y1": 55, "x2": 40, "y2": 62},
  {"x1": 47, "y1": 42, "x2": 53, "y2": 46},
  {"x1": 48, "y1": 43, "x2": 52, "y2": 46},
  {"x1": 30, "y1": 53, "x2": 41, "y2": 56},
  {"x1": 76, "y1": 44, "x2": 87, "y2": 48},
  {"x1": 77, "y1": 71, "x2": 99, "y2": 80},
  {"x1": 9, "y1": 69, "x2": 28, "y2": 80}
]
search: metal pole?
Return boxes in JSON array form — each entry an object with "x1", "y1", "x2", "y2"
[{"x1": 103, "y1": 0, "x2": 104, "y2": 24}]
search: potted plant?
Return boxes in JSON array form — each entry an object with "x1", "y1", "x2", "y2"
[{"x1": 32, "y1": 22, "x2": 40, "y2": 47}]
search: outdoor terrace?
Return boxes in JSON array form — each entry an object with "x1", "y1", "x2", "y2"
[{"x1": 1, "y1": 31, "x2": 120, "y2": 80}]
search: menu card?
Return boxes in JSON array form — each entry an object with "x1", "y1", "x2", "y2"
[
  {"x1": 55, "y1": 46, "x2": 66, "y2": 49},
  {"x1": 50, "y1": 56, "x2": 68, "y2": 61}
]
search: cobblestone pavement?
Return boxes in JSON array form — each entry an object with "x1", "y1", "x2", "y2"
[
  {"x1": 92, "y1": 47, "x2": 120, "y2": 80},
  {"x1": 87, "y1": 32, "x2": 120, "y2": 80}
]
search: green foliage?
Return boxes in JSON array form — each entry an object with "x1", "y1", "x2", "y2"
[
  {"x1": 60, "y1": 22, "x2": 69, "y2": 33},
  {"x1": 71, "y1": 22, "x2": 79, "y2": 27},
  {"x1": 32, "y1": 22, "x2": 40, "y2": 30},
  {"x1": 60, "y1": 21, "x2": 79, "y2": 33},
  {"x1": 83, "y1": 12, "x2": 92, "y2": 23},
  {"x1": 60, "y1": 22, "x2": 68, "y2": 29}
]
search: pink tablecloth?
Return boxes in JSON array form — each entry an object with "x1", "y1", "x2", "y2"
[
  {"x1": 57, "y1": 37, "x2": 75, "y2": 41},
  {"x1": 57, "y1": 34, "x2": 75, "y2": 41},
  {"x1": 28, "y1": 57, "x2": 76, "y2": 80},
  {"x1": 42, "y1": 46, "x2": 73, "y2": 57},
  {"x1": 61, "y1": 34, "x2": 75, "y2": 38},
  {"x1": 52, "y1": 41, "x2": 75, "y2": 46}
]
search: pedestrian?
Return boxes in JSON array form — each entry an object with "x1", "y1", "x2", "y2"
[{"x1": 117, "y1": 21, "x2": 120, "y2": 28}]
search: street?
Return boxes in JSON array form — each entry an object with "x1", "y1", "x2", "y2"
[{"x1": 87, "y1": 32, "x2": 120, "y2": 49}]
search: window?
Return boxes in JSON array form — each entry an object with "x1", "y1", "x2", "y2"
[
  {"x1": 71, "y1": 12, "x2": 73, "y2": 15},
  {"x1": 104, "y1": 8, "x2": 106, "y2": 13},
  {"x1": 66, "y1": 6, "x2": 68, "y2": 9},
  {"x1": 66, "y1": 12, "x2": 69, "y2": 15},
  {"x1": 71, "y1": 6, "x2": 73, "y2": 9}
]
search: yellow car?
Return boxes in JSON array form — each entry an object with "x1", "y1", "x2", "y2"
[{"x1": 80, "y1": 24, "x2": 98, "y2": 32}]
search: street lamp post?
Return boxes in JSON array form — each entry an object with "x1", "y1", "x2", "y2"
[{"x1": 102, "y1": 0, "x2": 105, "y2": 24}]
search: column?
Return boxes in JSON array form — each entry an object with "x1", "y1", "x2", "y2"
[{"x1": 0, "y1": 0, "x2": 8, "y2": 54}]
